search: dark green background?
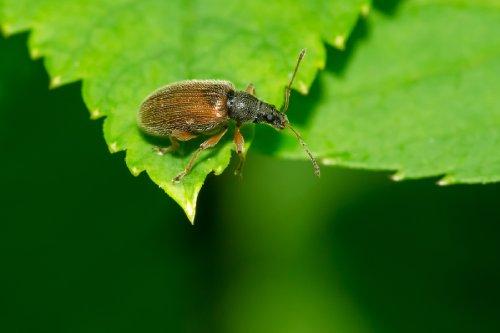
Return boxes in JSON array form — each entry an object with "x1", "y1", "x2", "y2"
[{"x1": 2, "y1": 10, "x2": 500, "y2": 333}]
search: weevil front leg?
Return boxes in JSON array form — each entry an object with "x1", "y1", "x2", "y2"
[
  {"x1": 234, "y1": 126, "x2": 246, "y2": 176},
  {"x1": 173, "y1": 127, "x2": 228, "y2": 183},
  {"x1": 153, "y1": 136, "x2": 180, "y2": 155},
  {"x1": 245, "y1": 83, "x2": 256, "y2": 95}
]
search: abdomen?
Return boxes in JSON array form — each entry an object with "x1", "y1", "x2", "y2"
[{"x1": 138, "y1": 80, "x2": 233, "y2": 138}]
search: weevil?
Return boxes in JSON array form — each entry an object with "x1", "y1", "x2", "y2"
[{"x1": 137, "y1": 49, "x2": 320, "y2": 182}]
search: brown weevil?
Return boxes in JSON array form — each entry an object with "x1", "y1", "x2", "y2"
[{"x1": 138, "y1": 49, "x2": 320, "y2": 182}]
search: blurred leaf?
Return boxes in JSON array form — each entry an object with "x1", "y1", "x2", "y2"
[
  {"x1": 269, "y1": 0, "x2": 500, "y2": 184},
  {"x1": 0, "y1": 0, "x2": 368, "y2": 222}
]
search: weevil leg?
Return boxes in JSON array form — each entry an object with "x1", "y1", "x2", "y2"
[
  {"x1": 153, "y1": 136, "x2": 180, "y2": 155},
  {"x1": 170, "y1": 131, "x2": 198, "y2": 156},
  {"x1": 245, "y1": 83, "x2": 256, "y2": 95},
  {"x1": 173, "y1": 127, "x2": 228, "y2": 183},
  {"x1": 233, "y1": 126, "x2": 246, "y2": 177}
]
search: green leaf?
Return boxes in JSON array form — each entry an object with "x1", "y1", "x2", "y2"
[
  {"x1": 265, "y1": 0, "x2": 500, "y2": 185},
  {"x1": 0, "y1": 0, "x2": 368, "y2": 222}
]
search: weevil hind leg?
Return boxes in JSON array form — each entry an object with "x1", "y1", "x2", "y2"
[
  {"x1": 245, "y1": 83, "x2": 256, "y2": 95},
  {"x1": 233, "y1": 126, "x2": 246, "y2": 177},
  {"x1": 173, "y1": 127, "x2": 228, "y2": 183},
  {"x1": 153, "y1": 136, "x2": 180, "y2": 155}
]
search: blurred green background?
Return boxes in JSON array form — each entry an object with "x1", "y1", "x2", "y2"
[{"x1": 2, "y1": 12, "x2": 500, "y2": 333}]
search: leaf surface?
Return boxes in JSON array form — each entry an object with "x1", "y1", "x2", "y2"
[
  {"x1": 0, "y1": 0, "x2": 368, "y2": 222},
  {"x1": 265, "y1": 0, "x2": 500, "y2": 185}
]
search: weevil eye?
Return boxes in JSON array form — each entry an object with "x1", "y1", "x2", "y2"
[{"x1": 266, "y1": 114, "x2": 274, "y2": 122}]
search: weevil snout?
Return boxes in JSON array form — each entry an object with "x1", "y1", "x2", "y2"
[
  {"x1": 273, "y1": 112, "x2": 288, "y2": 130},
  {"x1": 256, "y1": 105, "x2": 288, "y2": 129}
]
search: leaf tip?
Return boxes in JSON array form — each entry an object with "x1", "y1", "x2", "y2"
[
  {"x1": 185, "y1": 186, "x2": 201, "y2": 224},
  {"x1": 321, "y1": 157, "x2": 339, "y2": 166},
  {"x1": 360, "y1": 3, "x2": 371, "y2": 17},
  {"x1": 316, "y1": 59, "x2": 326, "y2": 70},
  {"x1": 90, "y1": 108, "x2": 102, "y2": 119},
  {"x1": 30, "y1": 47, "x2": 42, "y2": 60},
  {"x1": 0, "y1": 23, "x2": 13, "y2": 37},
  {"x1": 130, "y1": 166, "x2": 141, "y2": 177},
  {"x1": 109, "y1": 142, "x2": 120, "y2": 153},
  {"x1": 390, "y1": 171, "x2": 405, "y2": 182},
  {"x1": 214, "y1": 164, "x2": 225, "y2": 175},
  {"x1": 297, "y1": 80, "x2": 309, "y2": 94},
  {"x1": 49, "y1": 75, "x2": 62, "y2": 89},
  {"x1": 334, "y1": 35, "x2": 346, "y2": 50},
  {"x1": 186, "y1": 201, "x2": 196, "y2": 224},
  {"x1": 437, "y1": 175, "x2": 455, "y2": 186}
]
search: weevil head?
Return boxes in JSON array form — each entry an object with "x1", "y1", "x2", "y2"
[{"x1": 227, "y1": 91, "x2": 288, "y2": 129}]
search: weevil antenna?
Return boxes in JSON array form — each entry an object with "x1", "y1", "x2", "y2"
[
  {"x1": 287, "y1": 124, "x2": 320, "y2": 177},
  {"x1": 281, "y1": 48, "x2": 306, "y2": 113}
]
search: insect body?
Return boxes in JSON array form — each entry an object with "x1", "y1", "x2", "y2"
[{"x1": 138, "y1": 49, "x2": 320, "y2": 182}]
